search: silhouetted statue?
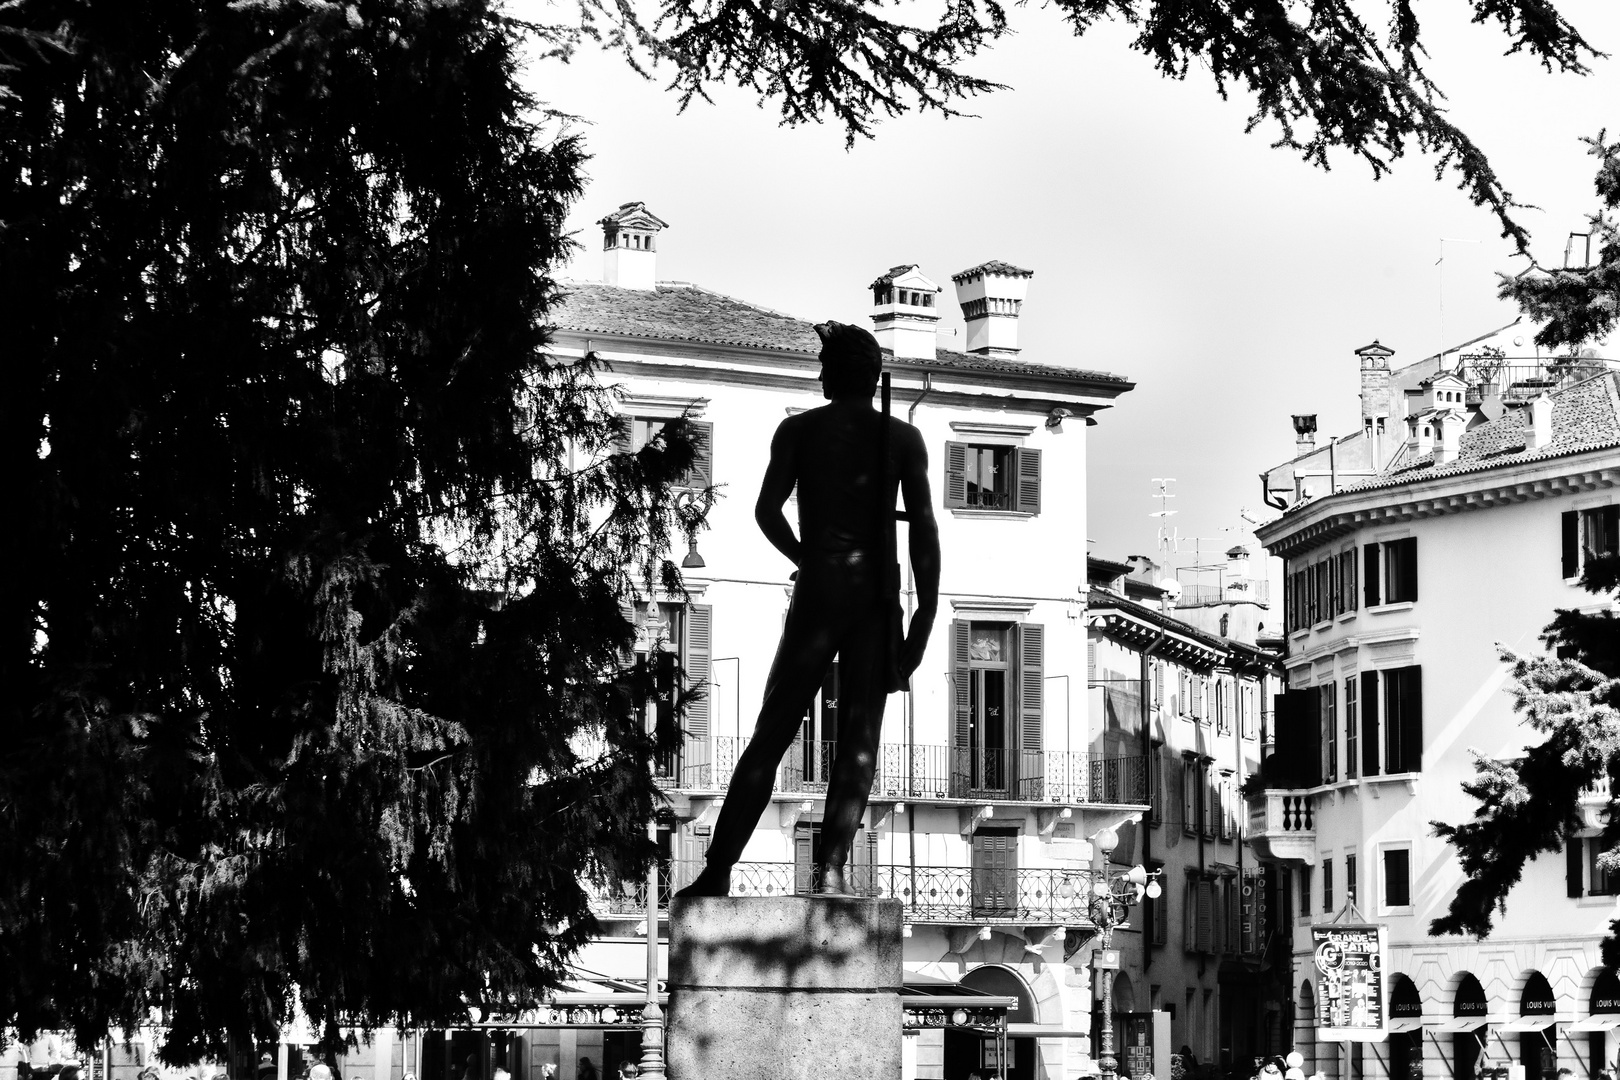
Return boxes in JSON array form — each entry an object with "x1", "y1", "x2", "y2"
[{"x1": 677, "y1": 321, "x2": 941, "y2": 897}]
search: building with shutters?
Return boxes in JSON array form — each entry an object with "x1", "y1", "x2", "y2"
[
  {"x1": 1084, "y1": 557, "x2": 1285, "y2": 1072},
  {"x1": 1249, "y1": 331, "x2": 1620, "y2": 1080},
  {"x1": 545, "y1": 202, "x2": 1156, "y2": 1080}
]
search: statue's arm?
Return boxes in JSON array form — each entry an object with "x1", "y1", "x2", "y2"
[
  {"x1": 898, "y1": 424, "x2": 939, "y2": 675},
  {"x1": 755, "y1": 419, "x2": 802, "y2": 568}
]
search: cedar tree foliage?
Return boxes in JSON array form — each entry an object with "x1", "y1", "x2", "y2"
[
  {"x1": 1433, "y1": 138, "x2": 1620, "y2": 949},
  {"x1": 1, "y1": 0, "x2": 708, "y2": 1059}
]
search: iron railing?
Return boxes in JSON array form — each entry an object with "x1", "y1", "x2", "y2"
[
  {"x1": 657, "y1": 736, "x2": 1148, "y2": 806},
  {"x1": 1174, "y1": 577, "x2": 1271, "y2": 608},
  {"x1": 600, "y1": 861, "x2": 1114, "y2": 923}
]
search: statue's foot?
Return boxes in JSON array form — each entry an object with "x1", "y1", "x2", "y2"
[
  {"x1": 813, "y1": 864, "x2": 852, "y2": 896},
  {"x1": 673, "y1": 864, "x2": 731, "y2": 898}
]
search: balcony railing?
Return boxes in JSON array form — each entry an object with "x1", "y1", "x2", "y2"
[
  {"x1": 1245, "y1": 788, "x2": 1317, "y2": 864},
  {"x1": 601, "y1": 861, "x2": 1113, "y2": 923},
  {"x1": 1175, "y1": 577, "x2": 1271, "y2": 608},
  {"x1": 659, "y1": 736, "x2": 1147, "y2": 805}
]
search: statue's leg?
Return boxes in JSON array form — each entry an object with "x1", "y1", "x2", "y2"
[
  {"x1": 674, "y1": 586, "x2": 844, "y2": 897},
  {"x1": 815, "y1": 603, "x2": 887, "y2": 894}
]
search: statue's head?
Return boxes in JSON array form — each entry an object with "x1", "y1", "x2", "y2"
[{"x1": 814, "y1": 321, "x2": 882, "y2": 400}]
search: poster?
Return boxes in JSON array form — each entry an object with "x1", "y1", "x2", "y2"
[{"x1": 1312, "y1": 923, "x2": 1389, "y2": 1041}]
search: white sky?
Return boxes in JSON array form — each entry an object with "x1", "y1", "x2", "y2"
[{"x1": 515, "y1": 0, "x2": 1620, "y2": 572}]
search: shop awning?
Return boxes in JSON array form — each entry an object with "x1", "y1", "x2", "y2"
[
  {"x1": 1568, "y1": 1017, "x2": 1620, "y2": 1033},
  {"x1": 1007, "y1": 1024, "x2": 1091, "y2": 1038},
  {"x1": 1429, "y1": 1018, "x2": 1489, "y2": 1033},
  {"x1": 1387, "y1": 1019, "x2": 1424, "y2": 1034},
  {"x1": 1495, "y1": 1019, "x2": 1556, "y2": 1033}
]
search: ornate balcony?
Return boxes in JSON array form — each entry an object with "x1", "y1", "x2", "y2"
[
  {"x1": 1245, "y1": 788, "x2": 1318, "y2": 865},
  {"x1": 600, "y1": 860, "x2": 1113, "y2": 925},
  {"x1": 658, "y1": 735, "x2": 1148, "y2": 807}
]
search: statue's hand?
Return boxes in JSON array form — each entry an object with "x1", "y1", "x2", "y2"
[{"x1": 899, "y1": 609, "x2": 935, "y2": 677}]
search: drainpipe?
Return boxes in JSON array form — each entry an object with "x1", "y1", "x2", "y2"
[
  {"x1": 904, "y1": 374, "x2": 932, "y2": 904},
  {"x1": 1141, "y1": 632, "x2": 1168, "y2": 973},
  {"x1": 1260, "y1": 473, "x2": 1287, "y2": 512}
]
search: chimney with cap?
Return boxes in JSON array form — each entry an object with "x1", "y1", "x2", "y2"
[
  {"x1": 870, "y1": 265, "x2": 941, "y2": 360},
  {"x1": 951, "y1": 260, "x2": 1033, "y2": 357},
  {"x1": 1292, "y1": 414, "x2": 1318, "y2": 457},
  {"x1": 599, "y1": 202, "x2": 667, "y2": 290},
  {"x1": 1529, "y1": 394, "x2": 1554, "y2": 450},
  {"x1": 1357, "y1": 340, "x2": 1395, "y2": 465}
]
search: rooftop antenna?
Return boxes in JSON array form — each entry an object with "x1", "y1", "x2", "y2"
[
  {"x1": 1150, "y1": 478, "x2": 1177, "y2": 555},
  {"x1": 1437, "y1": 237, "x2": 1480, "y2": 360}
]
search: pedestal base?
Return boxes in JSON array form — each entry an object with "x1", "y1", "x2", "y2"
[{"x1": 667, "y1": 895, "x2": 904, "y2": 1080}]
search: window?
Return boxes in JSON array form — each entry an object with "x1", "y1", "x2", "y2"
[
  {"x1": 1153, "y1": 661, "x2": 1164, "y2": 708},
  {"x1": 944, "y1": 442, "x2": 1041, "y2": 513},
  {"x1": 1181, "y1": 756, "x2": 1199, "y2": 834},
  {"x1": 949, "y1": 620, "x2": 1045, "y2": 799},
  {"x1": 1240, "y1": 682, "x2": 1256, "y2": 740},
  {"x1": 1364, "y1": 537, "x2": 1418, "y2": 606},
  {"x1": 1346, "y1": 852, "x2": 1358, "y2": 906},
  {"x1": 1185, "y1": 878, "x2": 1215, "y2": 954},
  {"x1": 1563, "y1": 506, "x2": 1620, "y2": 578},
  {"x1": 1321, "y1": 682, "x2": 1338, "y2": 782},
  {"x1": 1567, "y1": 836, "x2": 1619, "y2": 897},
  {"x1": 1382, "y1": 666, "x2": 1424, "y2": 773},
  {"x1": 618, "y1": 417, "x2": 714, "y2": 490},
  {"x1": 1344, "y1": 677, "x2": 1359, "y2": 780},
  {"x1": 1338, "y1": 549, "x2": 1359, "y2": 614},
  {"x1": 1202, "y1": 763, "x2": 1217, "y2": 839},
  {"x1": 1382, "y1": 846, "x2": 1412, "y2": 910},
  {"x1": 627, "y1": 601, "x2": 713, "y2": 783},
  {"x1": 1323, "y1": 858, "x2": 1335, "y2": 913},
  {"x1": 1147, "y1": 862, "x2": 1169, "y2": 944},
  {"x1": 1215, "y1": 678, "x2": 1232, "y2": 736},
  {"x1": 1192, "y1": 675, "x2": 1207, "y2": 722},
  {"x1": 970, "y1": 829, "x2": 1019, "y2": 916}
]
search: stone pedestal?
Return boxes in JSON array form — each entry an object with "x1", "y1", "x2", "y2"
[{"x1": 667, "y1": 896, "x2": 903, "y2": 1080}]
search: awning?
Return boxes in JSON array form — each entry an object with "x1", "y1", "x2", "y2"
[
  {"x1": 1567, "y1": 1016, "x2": 1620, "y2": 1033},
  {"x1": 1387, "y1": 1019, "x2": 1424, "y2": 1034},
  {"x1": 1429, "y1": 1018, "x2": 1489, "y2": 1032},
  {"x1": 1495, "y1": 1018, "x2": 1556, "y2": 1033},
  {"x1": 1008, "y1": 1024, "x2": 1091, "y2": 1038}
]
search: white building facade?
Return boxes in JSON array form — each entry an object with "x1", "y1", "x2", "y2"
[{"x1": 1252, "y1": 337, "x2": 1620, "y2": 1080}]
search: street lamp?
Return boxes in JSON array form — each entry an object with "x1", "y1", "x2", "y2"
[{"x1": 1090, "y1": 827, "x2": 1163, "y2": 1080}]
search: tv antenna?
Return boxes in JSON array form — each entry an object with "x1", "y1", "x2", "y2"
[{"x1": 1150, "y1": 478, "x2": 1177, "y2": 554}]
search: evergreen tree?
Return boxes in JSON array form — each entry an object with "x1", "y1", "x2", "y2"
[{"x1": 1432, "y1": 137, "x2": 1620, "y2": 944}]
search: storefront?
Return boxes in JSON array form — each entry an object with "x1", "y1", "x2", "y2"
[
  {"x1": 1429, "y1": 972, "x2": 1488, "y2": 1080},
  {"x1": 1566, "y1": 970, "x2": 1620, "y2": 1078},
  {"x1": 1386, "y1": 975, "x2": 1423, "y2": 1080},
  {"x1": 1495, "y1": 972, "x2": 1558, "y2": 1080}
]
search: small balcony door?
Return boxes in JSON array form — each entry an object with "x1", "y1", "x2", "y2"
[
  {"x1": 972, "y1": 828, "x2": 1019, "y2": 917},
  {"x1": 785, "y1": 661, "x2": 839, "y2": 793}
]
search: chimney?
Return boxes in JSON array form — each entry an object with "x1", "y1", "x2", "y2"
[
  {"x1": 1406, "y1": 413, "x2": 1436, "y2": 458},
  {"x1": 1292, "y1": 414, "x2": 1318, "y2": 457},
  {"x1": 599, "y1": 202, "x2": 667, "y2": 290},
  {"x1": 1357, "y1": 340, "x2": 1395, "y2": 463},
  {"x1": 1436, "y1": 411, "x2": 1466, "y2": 464},
  {"x1": 1529, "y1": 394, "x2": 1554, "y2": 450},
  {"x1": 870, "y1": 264, "x2": 941, "y2": 360},
  {"x1": 951, "y1": 260, "x2": 1033, "y2": 357}
]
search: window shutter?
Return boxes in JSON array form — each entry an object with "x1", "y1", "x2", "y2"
[
  {"x1": 1019, "y1": 623, "x2": 1045, "y2": 755},
  {"x1": 944, "y1": 442, "x2": 970, "y2": 508},
  {"x1": 794, "y1": 826, "x2": 815, "y2": 894},
  {"x1": 618, "y1": 599, "x2": 638, "y2": 665},
  {"x1": 1400, "y1": 665, "x2": 1423, "y2": 773},
  {"x1": 951, "y1": 620, "x2": 972, "y2": 753},
  {"x1": 1344, "y1": 549, "x2": 1358, "y2": 611},
  {"x1": 1300, "y1": 686, "x2": 1322, "y2": 787},
  {"x1": 1153, "y1": 882, "x2": 1169, "y2": 944},
  {"x1": 1563, "y1": 510, "x2": 1581, "y2": 578},
  {"x1": 1568, "y1": 837, "x2": 1585, "y2": 898},
  {"x1": 1196, "y1": 881, "x2": 1215, "y2": 953},
  {"x1": 683, "y1": 604, "x2": 712, "y2": 738},
  {"x1": 686, "y1": 420, "x2": 714, "y2": 489},
  {"x1": 1183, "y1": 879, "x2": 1196, "y2": 948},
  {"x1": 613, "y1": 415, "x2": 633, "y2": 455},
  {"x1": 1012, "y1": 447, "x2": 1042, "y2": 515},
  {"x1": 1154, "y1": 663, "x2": 1164, "y2": 708},
  {"x1": 1364, "y1": 544, "x2": 1381, "y2": 607},
  {"x1": 1361, "y1": 671, "x2": 1380, "y2": 777},
  {"x1": 1088, "y1": 639, "x2": 1097, "y2": 683},
  {"x1": 1396, "y1": 537, "x2": 1418, "y2": 602}
]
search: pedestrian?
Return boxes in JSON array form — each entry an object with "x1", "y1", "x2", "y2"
[
  {"x1": 617, "y1": 1062, "x2": 637, "y2": 1080},
  {"x1": 578, "y1": 1059, "x2": 598, "y2": 1080}
]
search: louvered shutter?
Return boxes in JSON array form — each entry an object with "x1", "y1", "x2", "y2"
[
  {"x1": 1569, "y1": 838, "x2": 1586, "y2": 898},
  {"x1": 1196, "y1": 881, "x2": 1215, "y2": 953},
  {"x1": 1297, "y1": 687, "x2": 1322, "y2": 787},
  {"x1": 1344, "y1": 549, "x2": 1358, "y2": 611},
  {"x1": 618, "y1": 599, "x2": 637, "y2": 666},
  {"x1": 794, "y1": 827, "x2": 815, "y2": 894},
  {"x1": 1088, "y1": 639, "x2": 1097, "y2": 683},
  {"x1": 944, "y1": 442, "x2": 969, "y2": 508},
  {"x1": 1563, "y1": 511, "x2": 1581, "y2": 578},
  {"x1": 1154, "y1": 881, "x2": 1169, "y2": 944},
  {"x1": 1396, "y1": 537, "x2": 1418, "y2": 602},
  {"x1": 1399, "y1": 665, "x2": 1423, "y2": 773},
  {"x1": 1019, "y1": 623, "x2": 1045, "y2": 756},
  {"x1": 1183, "y1": 880, "x2": 1196, "y2": 947},
  {"x1": 1361, "y1": 671, "x2": 1381, "y2": 777},
  {"x1": 686, "y1": 420, "x2": 714, "y2": 489},
  {"x1": 951, "y1": 619, "x2": 972, "y2": 762},
  {"x1": 684, "y1": 604, "x2": 712, "y2": 738},
  {"x1": 1364, "y1": 544, "x2": 1381, "y2": 607},
  {"x1": 1012, "y1": 447, "x2": 1042, "y2": 515},
  {"x1": 613, "y1": 415, "x2": 634, "y2": 455}
]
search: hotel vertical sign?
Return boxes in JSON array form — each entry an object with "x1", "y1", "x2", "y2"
[{"x1": 1312, "y1": 924, "x2": 1390, "y2": 1041}]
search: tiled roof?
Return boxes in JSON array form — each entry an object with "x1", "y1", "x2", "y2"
[
  {"x1": 952, "y1": 260, "x2": 1033, "y2": 281},
  {"x1": 551, "y1": 280, "x2": 1131, "y2": 386},
  {"x1": 1315, "y1": 371, "x2": 1620, "y2": 501}
]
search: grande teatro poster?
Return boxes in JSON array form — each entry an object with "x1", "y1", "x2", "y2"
[{"x1": 1312, "y1": 924, "x2": 1389, "y2": 1041}]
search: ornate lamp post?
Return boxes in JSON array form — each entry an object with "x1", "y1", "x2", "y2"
[{"x1": 1090, "y1": 827, "x2": 1163, "y2": 1080}]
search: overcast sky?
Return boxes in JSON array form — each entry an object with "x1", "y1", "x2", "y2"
[{"x1": 516, "y1": 0, "x2": 1620, "y2": 580}]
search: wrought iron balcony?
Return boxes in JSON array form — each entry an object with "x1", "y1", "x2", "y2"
[
  {"x1": 598, "y1": 861, "x2": 1115, "y2": 924},
  {"x1": 1244, "y1": 788, "x2": 1317, "y2": 865},
  {"x1": 657, "y1": 736, "x2": 1147, "y2": 806}
]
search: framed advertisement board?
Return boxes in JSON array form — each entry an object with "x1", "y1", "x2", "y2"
[{"x1": 1312, "y1": 923, "x2": 1389, "y2": 1042}]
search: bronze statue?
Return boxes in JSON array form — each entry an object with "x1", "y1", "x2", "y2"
[{"x1": 676, "y1": 321, "x2": 941, "y2": 897}]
